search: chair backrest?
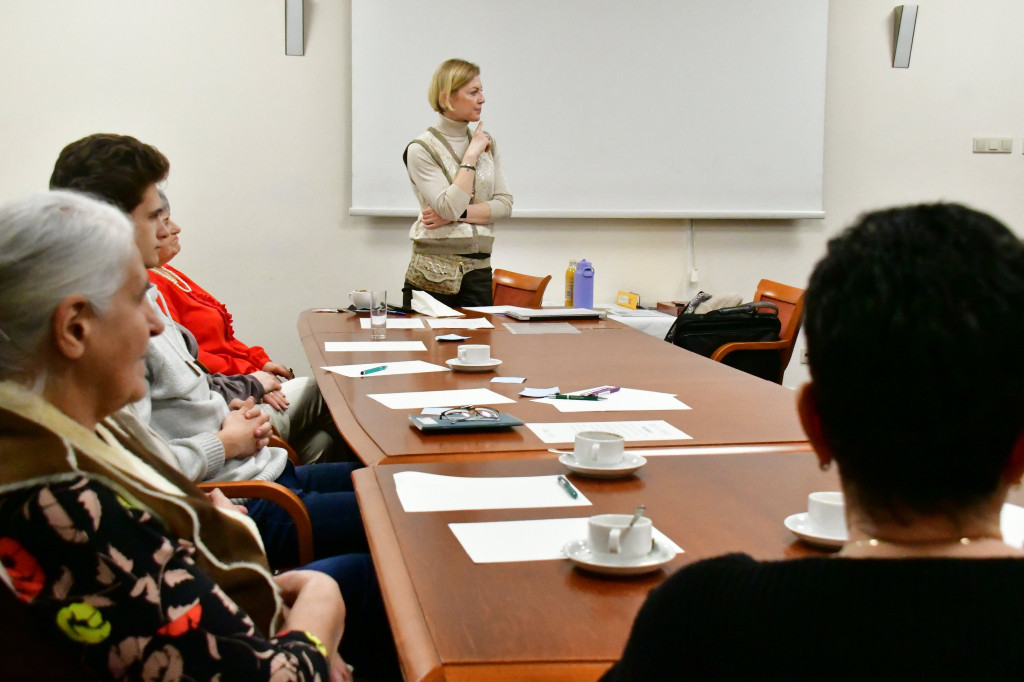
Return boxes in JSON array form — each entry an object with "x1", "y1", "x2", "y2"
[
  {"x1": 752, "y1": 279, "x2": 805, "y2": 368},
  {"x1": 491, "y1": 269, "x2": 552, "y2": 307}
]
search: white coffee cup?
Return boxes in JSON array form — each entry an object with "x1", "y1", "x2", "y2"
[
  {"x1": 573, "y1": 431, "x2": 625, "y2": 466},
  {"x1": 807, "y1": 491, "x2": 846, "y2": 536},
  {"x1": 588, "y1": 513, "x2": 654, "y2": 559},
  {"x1": 349, "y1": 289, "x2": 372, "y2": 309},
  {"x1": 458, "y1": 344, "x2": 491, "y2": 364}
]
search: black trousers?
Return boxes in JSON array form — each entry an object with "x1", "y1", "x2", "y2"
[{"x1": 403, "y1": 266, "x2": 493, "y2": 309}]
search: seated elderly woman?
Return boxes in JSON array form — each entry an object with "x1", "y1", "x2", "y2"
[
  {"x1": 602, "y1": 203, "x2": 1024, "y2": 680},
  {"x1": 147, "y1": 191, "x2": 342, "y2": 465},
  {"x1": 0, "y1": 192, "x2": 376, "y2": 680}
]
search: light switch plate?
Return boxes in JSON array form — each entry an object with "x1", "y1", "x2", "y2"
[{"x1": 972, "y1": 137, "x2": 1012, "y2": 154}]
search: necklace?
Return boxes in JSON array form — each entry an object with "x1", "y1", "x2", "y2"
[
  {"x1": 153, "y1": 266, "x2": 191, "y2": 293},
  {"x1": 842, "y1": 534, "x2": 1012, "y2": 558},
  {"x1": 849, "y1": 536, "x2": 998, "y2": 549}
]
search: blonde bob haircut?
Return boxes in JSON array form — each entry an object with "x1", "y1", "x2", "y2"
[{"x1": 428, "y1": 58, "x2": 480, "y2": 113}]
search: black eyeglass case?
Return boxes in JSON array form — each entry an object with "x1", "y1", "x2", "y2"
[{"x1": 409, "y1": 412, "x2": 524, "y2": 432}]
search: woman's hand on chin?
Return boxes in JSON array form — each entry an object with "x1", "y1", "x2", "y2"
[{"x1": 468, "y1": 121, "x2": 490, "y2": 157}]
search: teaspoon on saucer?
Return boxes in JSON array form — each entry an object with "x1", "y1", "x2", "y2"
[{"x1": 627, "y1": 504, "x2": 646, "y2": 530}]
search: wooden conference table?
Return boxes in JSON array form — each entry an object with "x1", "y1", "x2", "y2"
[
  {"x1": 297, "y1": 308, "x2": 815, "y2": 680},
  {"x1": 355, "y1": 450, "x2": 845, "y2": 681},
  {"x1": 297, "y1": 309, "x2": 809, "y2": 466}
]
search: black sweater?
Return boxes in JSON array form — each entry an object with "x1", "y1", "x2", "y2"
[{"x1": 602, "y1": 552, "x2": 1024, "y2": 681}]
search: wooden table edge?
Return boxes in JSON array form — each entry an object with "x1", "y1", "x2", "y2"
[
  {"x1": 353, "y1": 467, "x2": 443, "y2": 682},
  {"x1": 442, "y1": 662, "x2": 613, "y2": 681},
  {"x1": 298, "y1": 312, "x2": 387, "y2": 465},
  {"x1": 354, "y1": 467, "x2": 619, "y2": 682}
]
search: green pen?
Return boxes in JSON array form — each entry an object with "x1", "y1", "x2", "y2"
[
  {"x1": 360, "y1": 365, "x2": 387, "y2": 376},
  {"x1": 557, "y1": 475, "x2": 578, "y2": 499},
  {"x1": 552, "y1": 394, "x2": 600, "y2": 401}
]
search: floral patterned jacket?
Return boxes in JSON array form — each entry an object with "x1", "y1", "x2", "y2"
[{"x1": 0, "y1": 382, "x2": 330, "y2": 681}]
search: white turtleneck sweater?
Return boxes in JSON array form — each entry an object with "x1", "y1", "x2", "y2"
[{"x1": 405, "y1": 115, "x2": 513, "y2": 227}]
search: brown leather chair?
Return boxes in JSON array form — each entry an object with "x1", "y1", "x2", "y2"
[
  {"x1": 197, "y1": 435, "x2": 315, "y2": 567},
  {"x1": 491, "y1": 269, "x2": 552, "y2": 307},
  {"x1": 709, "y1": 279, "x2": 805, "y2": 384}
]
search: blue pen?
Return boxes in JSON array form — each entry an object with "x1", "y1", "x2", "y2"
[{"x1": 360, "y1": 365, "x2": 387, "y2": 376}]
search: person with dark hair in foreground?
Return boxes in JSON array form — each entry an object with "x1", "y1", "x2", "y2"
[{"x1": 602, "y1": 203, "x2": 1024, "y2": 680}]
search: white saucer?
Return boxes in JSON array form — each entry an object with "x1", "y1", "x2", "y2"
[
  {"x1": 557, "y1": 452, "x2": 647, "y2": 478},
  {"x1": 783, "y1": 512, "x2": 846, "y2": 549},
  {"x1": 446, "y1": 357, "x2": 503, "y2": 372},
  {"x1": 563, "y1": 538, "x2": 676, "y2": 576},
  {"x1": 784, "y1": 503, "x2": 1024, "y2": 550}
]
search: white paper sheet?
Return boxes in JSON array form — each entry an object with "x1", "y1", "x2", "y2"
[
  {"x1": 321, "y1": 360, "x2": 449, "y2": 378},
  {"x1": 367, "y1": 388, "x2": 516, "y2": 410},
  {"x1": 502, "y1": 322, "x2": 581, "y2": 335},
  {"x1": 394, "y1": 472, "x2": 591, "y2": 512},
  {"x1": 520, "y1": 387, "x2": 559, "y2": 398},
  {"x1": 533, "y1": 388, "x2": 691, "y2": 413},
  {"x1": 525, "y1": 420, "x2": 692, "y2": 444},
  {"x1": 491, "y1": 376, "x2": 525, "y2": 384},
  {"x1": 449, "y1": 517, "x2": 683, "y2": 563},
  {"x1": 604, "y1": 306, "x2": 667, "y2": 317},
  {"x1": 324, "y1": 341, "x2": 427, "y2": 352},
  {"x1": 358, "y1": 318, "x2": 425, "y2": 329},
  {"x1": 425, "y1": 317, "x2": 494, "y2": 329}
]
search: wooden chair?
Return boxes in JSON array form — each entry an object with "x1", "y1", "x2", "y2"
[
  {"x1": 492, "y1": 269, "x2": 552, "y2": 307},
  {"x1": 709, "y1": 279, "x2": 805, "y2": 384},
  {"x1": 197, "y1": 435, "x2": 315, "y2": 567}
]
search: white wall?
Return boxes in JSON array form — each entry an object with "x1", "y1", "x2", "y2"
[{"x1": 1, "y1": 0, "x2": 1022, "y2": 388}]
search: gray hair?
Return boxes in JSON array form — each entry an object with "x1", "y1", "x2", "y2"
[{"x1": 0, "y1": 190, "x2": 135, "y2": 379}]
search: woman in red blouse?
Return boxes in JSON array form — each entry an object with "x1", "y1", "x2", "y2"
[{"x1": 148, "y1": 193, "x2": 343, "y2": 464}]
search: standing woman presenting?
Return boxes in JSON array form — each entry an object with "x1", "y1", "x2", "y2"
[{"x1": 402, "y1": 58, "x2": 514, "y2": 308}]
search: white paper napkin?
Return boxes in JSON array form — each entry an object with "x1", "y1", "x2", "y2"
[
  {"x1": 448, "y1": 517, "x2": 683, "y2": 563},
  {"x1": 411, "y1": 290, "x2": 463, "y2": 317}
]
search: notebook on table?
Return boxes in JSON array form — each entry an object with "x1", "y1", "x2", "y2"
[{"x1": 409, "y1": 412, "x2": 524, "y2": 432}]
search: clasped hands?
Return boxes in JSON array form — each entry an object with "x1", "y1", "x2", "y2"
[{"x1": 218, "y1": 396, "x2": 273, "y2": 460}]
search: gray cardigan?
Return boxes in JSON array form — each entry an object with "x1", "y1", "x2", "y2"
[{"x1": 134, "y1": 286, "x2": 287, "y2": 484}]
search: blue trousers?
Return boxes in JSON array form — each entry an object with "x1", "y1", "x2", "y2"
[{"x1": 246, "y1": 461, "x2": 367, "y2": 568}]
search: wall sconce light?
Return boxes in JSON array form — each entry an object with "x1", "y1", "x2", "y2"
[
  {"x1": 286, "y1": 0, "x2": 304, "y2": 56},
  {"x1": 892, "y1": 5, "x2": 917, "y2": 68}
]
